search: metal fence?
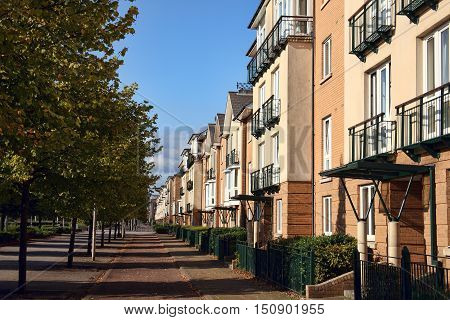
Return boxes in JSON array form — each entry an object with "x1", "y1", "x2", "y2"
[
  {"x1": 354, "y1": 247, "x2": 449, "y2": 300},
  {"x1": 237, "y1": 241, "x2": 316, "y2": 294}
]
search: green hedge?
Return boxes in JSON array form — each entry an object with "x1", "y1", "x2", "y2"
[
  {"x1": 209, "y1": 227, "x2": 246, "y2": 255},
  {"x1": 0, "y1": 225, "x2": 78, "y2": 244},
  {"x1": 272, "y1": 234, "x2": 357, "y2": 283},
  {"x1": 154, "y1": 224, "x2": 171, "y2": 234}
]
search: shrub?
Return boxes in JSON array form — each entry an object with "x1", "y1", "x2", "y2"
[
  {"x1": 0, "y1": 232, "x2": 18, "y2": 244},
  {"x1": 209, "y1": 227, "x2": 246, "y2": 255},
  {"x1": 154, "y1": 224, "x2": 171, "y2": 234},
  {"x1": 271, "y1": 234, "x2": 357, "y2": 283}
]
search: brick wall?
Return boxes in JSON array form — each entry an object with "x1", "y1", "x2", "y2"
[{"x1": 306, "y1": 271, "x2": 354, "y2": 299}]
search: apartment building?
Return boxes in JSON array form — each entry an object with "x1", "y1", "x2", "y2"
[
  {"x1": 319, "y1": 0, "x2": 450, "y2": 264},
  {"x1": 218, "y1": 89, "x2": 253, "y2": 228},
  {"x1": 202, "y1": 123, "x2": 217, "y2": 227},
  {"x1": 247, "y1": 0, "x2": 314, "y2": 244}
]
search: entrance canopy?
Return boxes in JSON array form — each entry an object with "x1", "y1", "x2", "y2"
[
  {"x1": 320, "y1": 160, "x2": 430, "y2": 181},
  {"x1": 231, "y1": 194, "x2": 272, "y2": 222}
]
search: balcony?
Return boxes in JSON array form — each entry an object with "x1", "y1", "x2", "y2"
[
  {"x1": 349, "y1": 0, "x2": 395, "y2": 62},
  {"x1": 261, "y1": 164, "x2": 281, "y2": 194},
  {"x1": 262, "y1": 95, "x2": 281, "y2": 129},
  {"x1": 349, "y1": 113, "x2": 397, "y2": 163},
  {"x1": 187, "y1": 153, "x2": 195, "y2": 168},
  {"x1": 396, "y1": 83, "x2": 450, "y2": 161},
  {"x1": 226, "y1": 149, "x2": 239, "y2": 168},
  {"x1": 251, "y1": 108, "x2": 265, "y2": 138},
  {"x1": 251, "y1": 171, "x2": 262, "y2": 194},
  {"x1": 180, "y1": 187, "x2": 184, "y2": 196},
  {"x1": 187, "y1": 180, "x2": 193, "y2": 191},
  {"x1": 397, "y1": 0, "x2": 437, "y2": 24},
  {"x1": 207, "y1": 168, "x2": 215, "y2": 181},
  {"x1": 247, "y1": 16, "x2": 313, "y2": 84}
]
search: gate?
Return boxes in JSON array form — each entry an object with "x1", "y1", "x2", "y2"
[{"x1": 354, "y1": 247, "x2": 449, "y2": 300}]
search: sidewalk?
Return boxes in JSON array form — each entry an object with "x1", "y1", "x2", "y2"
[{"x1": 158, "y1": 234, "x2": 293, "y2": 300}]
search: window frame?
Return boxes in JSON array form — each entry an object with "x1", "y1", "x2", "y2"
[
  {"x1": 360, "y1": 185, "x2": 376, "y2": 242},
  {"x1": 276, "y1": 199, "x2": 283, "y2": 235},
  {"x1": 323, "y1": 116, "x2": 332, "y2": 170},
  {"x1": 322, "y1": 37, "x2": 332, "y2": 79},
  {"x1": 323, "y1": 196, "x2": 332, "y2": 236}
]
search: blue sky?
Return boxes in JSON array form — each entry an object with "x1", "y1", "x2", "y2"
[{"x1": 118, "y1": 0, "x2": 259, "y2": 184}]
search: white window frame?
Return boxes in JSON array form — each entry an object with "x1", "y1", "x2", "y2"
[
  {"x1": 259, "y1": 83, "x2": 266, "y2": 108},
  {"x1": 276, "y1": 199, "x2": 283, "y2": 235},
  {"x1": 424, "y1": 23, "x2": 450, "y2": 92},
  {"x1": 258, "y1": 142, "x2": 265, "y2": 170},
  {"x1": 323, "y1": 196, "x2": 332, "y2": 236},
  {"x1": 322, "y1": 37, "x2": 332, "y2": 79},
  {"x1": 323, "y1": 117, "x2": 332, "y2": 170},
  {"x1": 360, "y1": 185, "x2": 376, "y2": 242},
  {"x1": 272, "y1": 133, "x2": 280, "y2": 167}
]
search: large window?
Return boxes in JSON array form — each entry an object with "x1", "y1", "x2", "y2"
[
  {"x1": 323, "y1": 117, "x2": 332, "y2": 170},
  {"x1": 424, "y1": 24, "x2": 449, "y2": 92},
  {"x1": 276, "y1": 199, "x2": 283, "y2": 235},
  {"x1": 323, "y1": 196, "x2": 332, "y2": 236},
  {"x1": 360, "y1": 185, "x2": 375, "y2": 242},
  {"x1": 369, "y1": 62, "x2": 391, "y2": 119},
  {"x1": 322, "y1": 37, "x2": 331, "y2": 79},
  {"x1": 258, "y1": 142, "x2": 265, "y2": 170},
  {"x1": 259, "y1": 83, "x2": 266, "y2": 108},
  {"x1": 272, "y1": 68, "x2": 280, "y2": 100}
]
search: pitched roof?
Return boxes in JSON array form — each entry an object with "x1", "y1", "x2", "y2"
[{"x1": 229, "y1": 91, "x2": 253, "y2": 117}]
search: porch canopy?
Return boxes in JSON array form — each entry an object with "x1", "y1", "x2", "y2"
[
  {"x1": 231, "y1": 194, "x2": 272, "y2": 222},
  {"x1": 320, "y1": 159, "x2": 437, "y2": 261}
]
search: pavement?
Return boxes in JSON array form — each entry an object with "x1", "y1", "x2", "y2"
[{"x1": 0, "y1": 229, "x2": 293, "y2": 300}]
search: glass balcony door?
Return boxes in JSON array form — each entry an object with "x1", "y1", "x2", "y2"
[{"x1": 423, "y1": 25, "x2": 450, "y2": 139}]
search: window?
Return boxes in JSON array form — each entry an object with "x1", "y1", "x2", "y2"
[
  {"x1": 276, "y1": 199, "x2": 283, "y2": 235},
  {"x1": 369, "y1": 62, "x2": 391, "y2": 118},
  {"x1": 323, "y1": 117, "x2": 331, "y2": 170},
  {"x1": 272, "y1": 133, "x2": 280, "y2": 166},
  {"x1": 259, "y1": 83, "x2": 266, "y2": 108},
  {"x1": 360, "y1": 185, "x2": 375, "y2": 241},
  {"x1": 323, "y1": 197, "x2": 332, "y2": 236},
  {"x1": 272, "y1": 68, "x2": 280, "y2": 99},
  {"x1": 258, "y1": 142, "x2": 265, "y2": 170},
  {"x1": 424, "y1": 24, "x2": 449, "y2": 91},
  {"x1": 322, "y1": 37, "x2": 331, "y2": 78},
  {"x1": 248, "y1": 162, "x2": 252, "y2": 193}
]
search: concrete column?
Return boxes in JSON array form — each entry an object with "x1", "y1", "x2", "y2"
[
  {"x1": 357, "y1": 220, "x2": 367, "y2": 261},
  {"x1": 388, "y1": 221, "x2": 400, "y2": 267},
  {"x1": 253, "y1": 220, "x2": 259, "y2": 248}
]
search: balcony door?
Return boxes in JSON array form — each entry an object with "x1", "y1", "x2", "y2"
[
  {"x1": 423, "y1": 25, "x2": 450, "y2": 139},
  {"x1": 367, "y1": 62, "x2": 391, "y2": 156}
]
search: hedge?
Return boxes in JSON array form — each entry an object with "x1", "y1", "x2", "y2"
[
  {"x1": 209, "y1": 227, "x2": 246, "y2": 255},
  {"x1": 0, "y1": 225, "x2": 80, "y2": 244},
  {"x1": 271, "y1": 234, "x2": 357, "y2": 283}
]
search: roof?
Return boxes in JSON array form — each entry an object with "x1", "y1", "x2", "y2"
[
  {"x1": 234, "y1": 102, "x2": 253, "y2": 121},
  {"x1": 229, "y1": 91, "x2": 253, "y2": 117},
  {"x1": 320, "y1": 160, "x2": 431, "y2": 181},
  {"x1": 248, "y1": 0, "x2": 267, "y2": 29}
]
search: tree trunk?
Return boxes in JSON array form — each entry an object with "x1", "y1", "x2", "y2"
[
  {"x1": 67, "y1": 217, "x2": 77, "y2": 268},
  {"x1": 18, "y1": 181, "x2": 31, "y2": 293},
  {"x1": 87, "y1": 219, "x2": 93, "y2": 255},
  {"x1": 108, "y1": 223, "x2": 112, "y2": 243},
  {"x1": 38, "y1": 215, "x2": 42, "y2": 229},
  {"x1": 114, "y1": 223, "x2": 117, "y2": 239},
  {"x1": 101, "y1": 222, "x2": 105, "y2": 248},
  {"x1": 0, "y1": 213, "x2": 6, "y2": 231}
]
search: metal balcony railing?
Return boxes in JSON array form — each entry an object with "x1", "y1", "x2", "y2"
[
  {"x1": 251, "y1": 108, "x2": 265, "y2": 138},
  {"x1": 251, "y1": 171, "x2": 262, "y2": 194},
  {"x1": 226, "y1": 149, "x2": 239, "y2": 168},
  {"x1": 207, "y1": 168, "x2": 215, "y2": 180},
  {"x1": 396, "y1": 83, "x2": 450, "y2": 150},
  {"x1": 261, "y1": 164, "x2": 281, "y2": 191},
  {"x1": 187, "y1": 154, "x2": 195, "y2": 168},
  {"x1": 397, "y1": 0, "x2": 437, "y2": 24},
  {"x1": 262, "y1": 95, "x2": 281, "y2": 129},
  {"x1": 187, "y1": 180, "x2": 193, "y2": 191},
  {"x1": 349, "y1": 0, "x2": 395, "y2": 62},
  {"x1": 349, "y1": 113, "x2": 397, "y2": 162},
  {"x1": 247, "y1": 16, "x2": 313, "y2": 84}
]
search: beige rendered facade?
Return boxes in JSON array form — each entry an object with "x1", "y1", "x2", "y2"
[{"x1": 248, "y1": 0, "x2": 314, "y2": 244}]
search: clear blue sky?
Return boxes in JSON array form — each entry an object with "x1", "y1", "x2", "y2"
[{"x1": 117, "y1": 0, "x2": 259, "y2": 183}]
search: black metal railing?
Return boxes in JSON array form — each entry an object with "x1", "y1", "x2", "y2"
[
  {"x1": 247, "y1": 16, "x2": 313, "y2": 84},
  {"x1": 207, "y1": 168, "x2": 215, "y2": 180},
  {"x1": 180, "y1": 187, "x2": 184, "y2": 196},
  {"x1": 396, "y1": 83, "x2": 450, "y2": 149},
  {"x1": 397, "y1": 0, "x2": 437, "y2": 23},
  {"x1": 354, "y1": 247, "x2": 449, "y2": 300},
  {"x1": 262, "y1": 164, "x2": 281, "y2": 191},
  {"x1": 187, "y1": 180, "x2": 193, "y2": 191},
  {"x1": 349, "y1": 0, "x2": 395, "y2": 62},
  {"x1": 251, "y1": 170, "x2": 262, "y2": 193},
  {"x1": 349, "y1": 113, "x2": 397, "y2": 162},
  {"x1": 226, "y1": 149, "x2": 240, "y2": 168},
  {"x1": 262, "y1": 95, "x2": 281, "y2": 129},
  {"x1": 251, "y1": 108, "x2": 265, "y2": 138},
  {"x1": 187, "y1": 153, "x2": 195, "y2": 168}
]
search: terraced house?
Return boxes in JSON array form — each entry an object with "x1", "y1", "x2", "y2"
[
  {"x1": 319, "y1": 0, "x2": 450, "y2": 265},
  {"x1": 247, "y1": 0, "x2": 314, "y2": 245},
  {"x1": 201, "y1": 123, "x2": 218, "y2": 227}
]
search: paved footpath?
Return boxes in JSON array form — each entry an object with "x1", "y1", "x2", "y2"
[{"x1": 0, "y1": 230, "x2": 292, "y2": 300}]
